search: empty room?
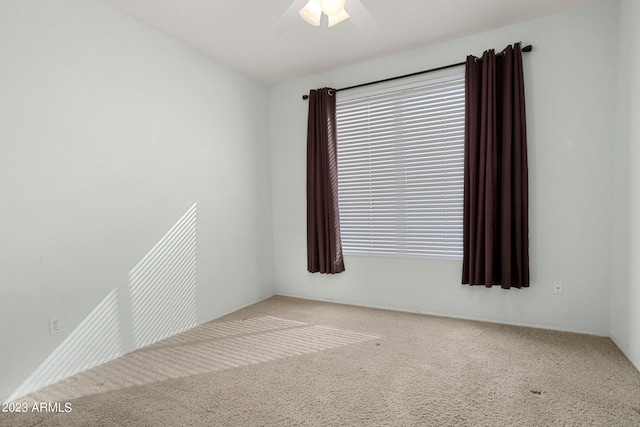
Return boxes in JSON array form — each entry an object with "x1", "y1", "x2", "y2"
[{"x1": 1, "y1": 0, "x2": 639, "y2": 425}]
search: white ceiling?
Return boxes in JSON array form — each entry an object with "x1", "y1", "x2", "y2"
[{"x1": 100, "y1": 0, "x2": 595, "y2": 84}]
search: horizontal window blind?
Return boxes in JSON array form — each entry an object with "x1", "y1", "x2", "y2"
[{"x1": 336, "y1": 74, "x2": 465, "y2": 259}]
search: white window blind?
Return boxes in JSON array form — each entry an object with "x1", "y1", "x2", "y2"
[{"x1": 336, "y1": 74, "x2": 465, "y2": 259}]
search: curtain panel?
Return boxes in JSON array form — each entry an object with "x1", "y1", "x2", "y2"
[
  {"x1": 306, "y1": 88, "x2": 345, "y2": 274},
  {"x1": 462, "y1": 43, "x2": 530, "y2": 289}
]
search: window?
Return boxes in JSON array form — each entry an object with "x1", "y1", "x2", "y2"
[{"x1": 336, "y1": 73, "x2": 464, "y2": 259}]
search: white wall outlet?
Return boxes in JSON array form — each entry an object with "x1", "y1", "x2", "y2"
[
  {"x1": 49, "y1": 318, "x2": 62, "y2": 335},
  {"x1": 553, "y1": 281, "x2": 564, "y2": 295},
  {"x1": 249, "y1": 267, "x2": 256, "y2": 278}
]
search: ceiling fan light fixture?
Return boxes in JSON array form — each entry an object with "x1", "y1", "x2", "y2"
[
  {"x1": 328, "y1": 9, "x2": 350, "y2": 27},
  {"x1": 321, "y1": 0, "x2": 347, "y2": 17},
  {"x1": 299, "y1": 0, "x2": 322, "y2": 26}
]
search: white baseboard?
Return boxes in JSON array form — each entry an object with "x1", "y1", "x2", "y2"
[
  {"x1": 196, "y1": 293, "x2": 276, "y2": 326},
  {"x1": 274, "y1": 292, "x2": 610, "y2": 337},
  {"x1": 609, "y1": 334, "x2": 640, "y2": 373}
]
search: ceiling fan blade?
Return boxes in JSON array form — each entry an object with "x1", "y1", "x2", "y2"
[
  {"x1": 267, "y1": 0, "x2": 309, "y2": 36},
  {"x1": 345, "y1": 0, "x2": 379, "y2": 36}
]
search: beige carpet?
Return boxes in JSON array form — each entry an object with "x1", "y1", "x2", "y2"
[{"x1": 3, "y1": 296, "x2": 640, "y2": 426}]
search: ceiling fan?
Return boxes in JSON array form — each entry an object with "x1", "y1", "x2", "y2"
[{"x1": 269, "y1": 0, "x2": 379, "y2": 36}]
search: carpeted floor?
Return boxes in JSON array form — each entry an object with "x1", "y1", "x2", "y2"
[{"x1": 3, "y1": 296, "x2": 640, "y2": 426}]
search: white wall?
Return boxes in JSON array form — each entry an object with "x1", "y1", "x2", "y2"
[
  {"x1": 0, "y1": 0, "x2": 274, "y2": 402},
  {"x1": 269, "y1": 0, "x2": 619, "y2": 336},
  {"x1": 611, "y1": 0, "x2": 640, "y2": 371}
]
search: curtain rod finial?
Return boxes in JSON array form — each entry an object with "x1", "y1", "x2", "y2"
[{"x1": 302, "y1": 94, "x2": 309, "y2": 100}]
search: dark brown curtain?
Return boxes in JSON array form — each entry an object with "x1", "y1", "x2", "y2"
[
  {"x1": 462, "y1": 43, "x2": 529, "y2": 289},
  {"x1": 306, "y1": 88, "x2": 345, "y2": 274}
]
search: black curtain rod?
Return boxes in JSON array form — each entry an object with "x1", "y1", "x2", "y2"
[{"x1": 302, "y1": 44, "x2": 532, "y2": 100}]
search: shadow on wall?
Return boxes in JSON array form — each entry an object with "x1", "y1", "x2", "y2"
[{"x1": 8, "y1": 203, "x2": 198, "y2": 402}]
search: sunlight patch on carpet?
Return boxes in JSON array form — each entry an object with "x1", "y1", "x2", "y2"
[{"x1": 20, "y1": 316, "x2": 382, "y2": 403}]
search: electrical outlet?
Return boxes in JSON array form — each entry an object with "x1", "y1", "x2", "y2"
[
  {"x1": 553, "y1": 281, "x2": 564, "y2": 295},
  {"x1": 249, "y1": 268, "x2": 256, "y2": 278},
  {"x1": 49, "y1": 318, "x2": 62, "y2": 335}
]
